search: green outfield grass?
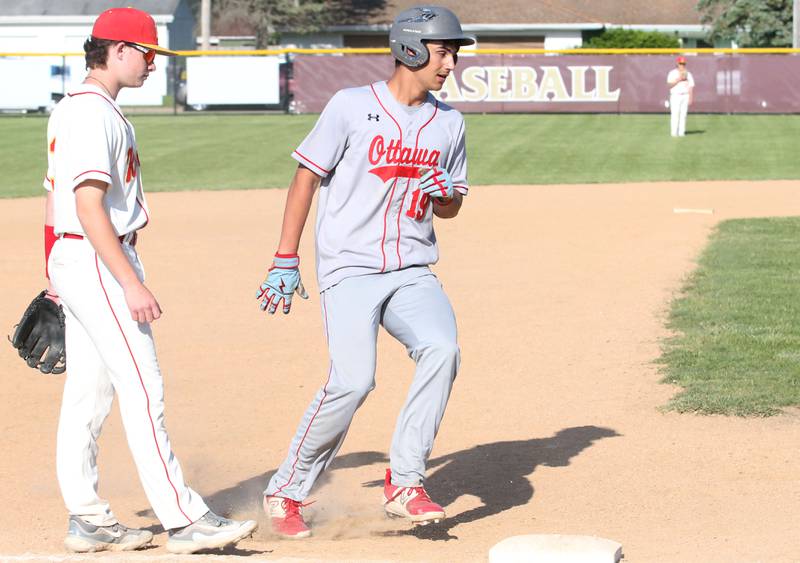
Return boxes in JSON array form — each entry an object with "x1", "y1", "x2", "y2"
[
  {"x1": 659, "y1": 217, "x2": 800, "y2": 416},
  {"x1": 1, "y1": 113, "x2": 799, "y2": 197}
]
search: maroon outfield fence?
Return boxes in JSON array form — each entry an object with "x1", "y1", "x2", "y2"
[
  {"x1": 3, "y1": 50, "x2": 795, "y2": 114},
  {"x1": 290, "y1": 54, "x2": 800, "y2": 114}
]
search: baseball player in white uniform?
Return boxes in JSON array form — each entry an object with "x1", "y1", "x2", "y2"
[
  {"x1": 256, "y1": 5, "x2": 473, "y2": 538},
  {"x1": 43, "y1": 7, "x2": 256, "y2": 554},
  {"x1": 668, "y1": 56, "x2": 694, "y2": 137}
]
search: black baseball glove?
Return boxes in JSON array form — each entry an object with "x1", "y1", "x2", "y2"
[{"x1": 10, "y1": 290, "x2": 66, "y2": 374}]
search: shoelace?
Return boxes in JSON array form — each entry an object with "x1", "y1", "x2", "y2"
[
  {"x1": 390, "y1": 485, "x2": 433, "y2": 505},
  {"x1": 202, "y1": 511, "x2": 230, "y2": 527},
  {"x1": 281, "y1": 498, "x2": 314, "y2": 521},
  {"x1": 406, "y1": 487, "x2": 433, "y2": 503},
  {"x1": 98, "y1": 522, "x2": 138, "y2": 537}
]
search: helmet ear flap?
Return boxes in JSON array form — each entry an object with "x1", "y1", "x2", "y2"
[{"x1": 390, "y1": 37, "x2": 429, "y2": 68}]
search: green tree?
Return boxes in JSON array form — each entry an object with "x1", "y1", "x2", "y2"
[
  {"x1": 187, "y1": 0, "x2": 387, "y2": 48},
  {"x1": 697, "y1": 0, "x2": 792, "y2": 47},
  {"x1": 582, "y1": 28, "x2": 680, "y2": 49},
  {"x1": 230, "y1": 0, "x2": 329, "y2": 48}
]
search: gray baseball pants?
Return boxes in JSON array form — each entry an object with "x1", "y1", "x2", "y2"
[{"x1": 265, "y1": 266, "x2": 460, "y2": 500}]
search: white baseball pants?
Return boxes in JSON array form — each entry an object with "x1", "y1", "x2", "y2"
[
  {"x1": 49, "y1": 236, "x2": 208, "y2": 529},
  {"x1": 266, "y1": 266, "x2": 460, "y2": 500},
  {"x1": 670, "y1": 93, "x2": 690, "y2": 136}
]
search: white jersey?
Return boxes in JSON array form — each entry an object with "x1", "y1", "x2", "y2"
[
  {"x1": 293, "y1": 80, "x2": 469, "y2": 291},
  {"x1": 44, "y1": 83, "x2": 150, "y2": 237},
  {"x1": 667, "y1": 69, "x2": 694, "y2": 96}
]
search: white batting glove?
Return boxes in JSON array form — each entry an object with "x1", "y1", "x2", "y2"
[
  {"x1": 419, "y1": 167, "x2": 455, "y2": 201},
  {"x1": 256, "y1": 253, "x2": 309, "y2": 315}
]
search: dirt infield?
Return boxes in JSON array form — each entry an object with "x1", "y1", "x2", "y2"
[{"x1": 2, "y1": 181, "x2": 799, "y2": 562}]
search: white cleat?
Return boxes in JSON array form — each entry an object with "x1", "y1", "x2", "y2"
[
  {"x1": 64, "y1": 516, "x2": 153, "y2": 553},
  {"x1": 166, "y1": 510, "x2": 258, "y2": 554}
]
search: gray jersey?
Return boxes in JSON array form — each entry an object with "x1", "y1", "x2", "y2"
[{"x1": 292, "y1": 80, "x2": 468, "y2": 291}]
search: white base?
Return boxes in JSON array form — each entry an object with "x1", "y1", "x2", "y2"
[
  {"x1": 673, "y1": 208, "x2": 714, "y2": 214},
  {"x1": 489, "y1": 534, "x2": 623, "y2": 563}
]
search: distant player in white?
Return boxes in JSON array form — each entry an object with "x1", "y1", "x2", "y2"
[
  {"x1": 668, "y1": 56, "x2": 694, "y2": 137},
  {"x1": 256, "y1": 5, "x2": 473, "y2": 538},
  {"x1": 44, "y1": 7, "x2": 256, "y2": 554}
]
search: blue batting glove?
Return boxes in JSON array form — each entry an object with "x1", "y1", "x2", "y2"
[
  {"x1": 256, "y1": 253, "x2": 309, "y2": 315},
  {"x1": 419, "y1": 167, "x2": 454, "y2": 201}
]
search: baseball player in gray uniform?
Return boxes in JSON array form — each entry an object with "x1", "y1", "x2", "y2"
[{"x1": 256, "y1": 5, "x2": 473, "y2": 538}]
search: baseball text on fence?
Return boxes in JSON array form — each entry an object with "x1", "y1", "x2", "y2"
[{"x1": 436, "y1": 65, "x2": 621, "y2": 103}]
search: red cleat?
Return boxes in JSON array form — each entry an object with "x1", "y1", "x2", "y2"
[
  {"x1": 382, "y1": 469, "x2": 445, "y2": 525},
  {"x1": 263, "y1": 495, "x2": 312, "y2": 539}
]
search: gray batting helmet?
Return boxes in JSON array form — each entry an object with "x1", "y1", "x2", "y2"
[{"x1": 389, "y1": 6, "x2": 475, "y2": 68}]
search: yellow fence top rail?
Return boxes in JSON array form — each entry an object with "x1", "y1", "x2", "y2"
[{"x1": 3, "y1": 47, "x2": 800, "y2": 57}]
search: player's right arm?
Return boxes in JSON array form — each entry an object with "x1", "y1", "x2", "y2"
[
  {"x1": 257, "y1": 90, "x2": 344, "y2": 314},
  {"x1": 43, "y1": 121, "x2": 60, "y2": 303},
  {"x1": 256, "y1": 165, "x2": 319, "y2": 314},
  {"x1": 276, "y1": 165, "x2": 322, "y2": 254},
  {"x1": 278, "y1": 89, "x2": 349, "y2": 251},
  {"x1": 44, "y1": 192, "x2": 60, "y2": 303},
  {"x1": 75, "y1": 180, "x2": 161, "y2": 323}
]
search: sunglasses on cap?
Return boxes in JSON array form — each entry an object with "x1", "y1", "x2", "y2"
[{"x1": 126, "y1": 42, "x2": 156, "y2": 64}]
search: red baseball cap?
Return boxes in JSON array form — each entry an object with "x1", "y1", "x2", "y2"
[
  {"x1": 676, "y1": 56, "x2": 687, "y2": 63},
  {"x1": 92, "y1": 7, "x2": 176, "y2": 55}
]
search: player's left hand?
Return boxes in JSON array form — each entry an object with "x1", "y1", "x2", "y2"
[
  {"x1": 256, "y1": 253, "x2": 309, "y2": 315},
  {"x1": 419, "y1": 167, "x2": 454, "y2": 201}
]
